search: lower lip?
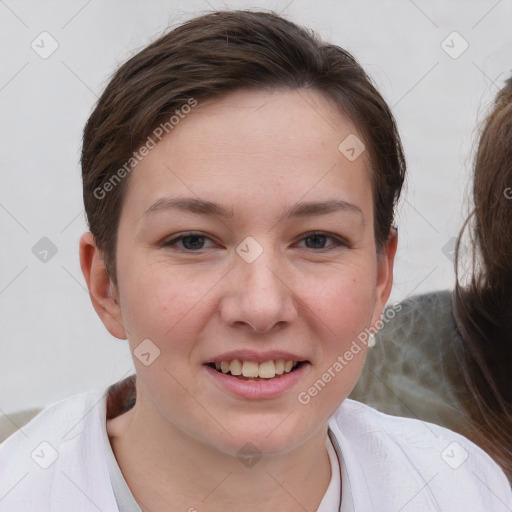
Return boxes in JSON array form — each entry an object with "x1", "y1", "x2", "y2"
[{"x1": 203, "y1": 363, "x2": 310, "y2": 400}]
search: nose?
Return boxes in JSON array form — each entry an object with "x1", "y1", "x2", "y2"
[{"x1": 219, "y1": 250, "x2": 298, "y2": 334}]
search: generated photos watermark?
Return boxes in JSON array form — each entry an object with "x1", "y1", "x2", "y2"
[
  {"x1": 297, "y1": 302, "x2": 402, "y2": 405},
  {"x1": 93, "y1": 97, "x2": 198, "y2": 200}
]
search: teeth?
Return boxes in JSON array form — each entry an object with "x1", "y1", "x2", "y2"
[
  {"x1": 213, "y1": 359, "x2": 301, "y2": 379},
  {"x1": 258, "y1": 361, "x2": 276, "y2": 379},
  {"x1": 230, "y1": 359, "x2": 242, "y2": 376},
  {"x1": 242, "y1": 360, "x2": 259, "y2": 378},
  {"x1": 274, "y1": 359, "x2": 285, "y2": 374}
]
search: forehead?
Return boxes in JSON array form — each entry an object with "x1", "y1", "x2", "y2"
[
  {"x1": 167, "y1": 88, "x2": 362, "y2": 165},
  {"x1": 120, "y1": 88, "x2": 372, "y2": 222}
]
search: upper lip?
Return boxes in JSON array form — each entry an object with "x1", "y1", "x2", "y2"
[{"x1": 205, "y1": 350, "x2": 309, "y2": 364}]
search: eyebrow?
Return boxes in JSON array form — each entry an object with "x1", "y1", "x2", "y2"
[{"x1": 143, "y1": 197, "x2": 364, "y2": 222}]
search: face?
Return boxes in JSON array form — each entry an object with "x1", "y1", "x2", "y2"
[{"x1": 83, "y1": 88, "x2": 396, "y2": 458}]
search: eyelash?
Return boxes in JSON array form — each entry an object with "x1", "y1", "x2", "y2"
[{"x1": 162, "y1": 231, "x2": 349, "y2": 252}]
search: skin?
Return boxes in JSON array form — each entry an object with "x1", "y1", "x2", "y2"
[{"x1": 80, "y1": 88, "x2": 397, "y2": 512}]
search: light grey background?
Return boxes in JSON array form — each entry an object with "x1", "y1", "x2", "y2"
[{"x1": 1, "y1": 0, "x2": 510, "y2": 413}]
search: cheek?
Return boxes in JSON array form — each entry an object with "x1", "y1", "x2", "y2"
[
  {"x1": 305, "y1": 264, "x2": 377, "y2": 333},
  {"x1": 118, "y1": 258, "x2": 207, "y2": 341},
  {"x1": 118, "y1": 246, "x2": 378, "y2": 348},
  {"x1": 297, "y1": 276, "x2": 372, "y2": 414},
  {"x1": 306, "y1": 275, "x2": 373, "y2": 393}
]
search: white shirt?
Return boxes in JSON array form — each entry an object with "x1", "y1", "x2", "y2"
[
  {"x1": 103, "y1": 413, "x2": 347, "y2": 511},
  {"x1": 1, "y1": 375, "x2": 511, "y2": 511}
]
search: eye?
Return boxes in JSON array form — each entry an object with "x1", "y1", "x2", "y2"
[
  {"x1": 162, "y1": 231, "x2": 349, "y2": 253},
  {"x1": 297, "y1": 231, "x2": 348, "y2": 250},
  {"x1": 162, "y1": 233, "x2": 215, "y2": 251}
]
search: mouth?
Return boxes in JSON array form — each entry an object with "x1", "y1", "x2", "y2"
[{"x1": 205, "y1": 359, "x2": 309, "y2": 381}]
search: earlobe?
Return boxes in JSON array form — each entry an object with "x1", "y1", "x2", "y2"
[{"x1": 79, "y1": 232, "x2": 127, "y2": 340}]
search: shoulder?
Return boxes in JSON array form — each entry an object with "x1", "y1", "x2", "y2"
[
  {"x1": 329, "y1": 399, "x2": 512, "y2": 510},
  {"x1": 334, "y1": 398, "x2": 500, "y2": 473},
  {"x1": 0, "y1": 388, "x2": 113, "y2": 511},
  {"x1": 0, "y1": 389, "x2": 103, "y2": 453},
  {"x1": 0, "y1": 390, "x2": 104, "y2": 454}
]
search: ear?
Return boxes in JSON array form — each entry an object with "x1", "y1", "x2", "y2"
[
  {"x1": 79, "y1": 231, "x2": 127, "y2": 340},
  {"x1": 370, "y1": 228, "x2": 398, "y2": 328}
]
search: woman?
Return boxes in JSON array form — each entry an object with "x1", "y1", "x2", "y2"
[
  {"x1": 0, "y1": 10, "x2": 510, "y2": 511},
  {"x1": 351, "y1": 77, "x2": 512, "y2": 482}
]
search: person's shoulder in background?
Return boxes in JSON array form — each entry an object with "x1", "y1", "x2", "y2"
[
  {"x1": 0, "y1": 408, "x2": 43, "y2": 444},
  {"x1": 350, "y1": 290, "x2": 472, "y2": 436}
]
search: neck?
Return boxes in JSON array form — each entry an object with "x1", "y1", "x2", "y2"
[{"x1": 107, "y1": 392, "x2": 334, "y2": 512}]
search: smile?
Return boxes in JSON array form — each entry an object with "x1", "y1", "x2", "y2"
[
  {"x1": 203, "y1": 359, "x2": 310, "y2": 399},
  {"x1": 207, "y1": 359, "x2": 306, "y2": 380}
]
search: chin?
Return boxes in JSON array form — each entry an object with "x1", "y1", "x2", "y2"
[{"x1": 204, "y1": 417, "x2": 316, "y2": 459}]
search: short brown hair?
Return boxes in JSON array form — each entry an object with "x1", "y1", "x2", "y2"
[{"x1": 81, "y1": 9, "x2": 406, "y2": 289}]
